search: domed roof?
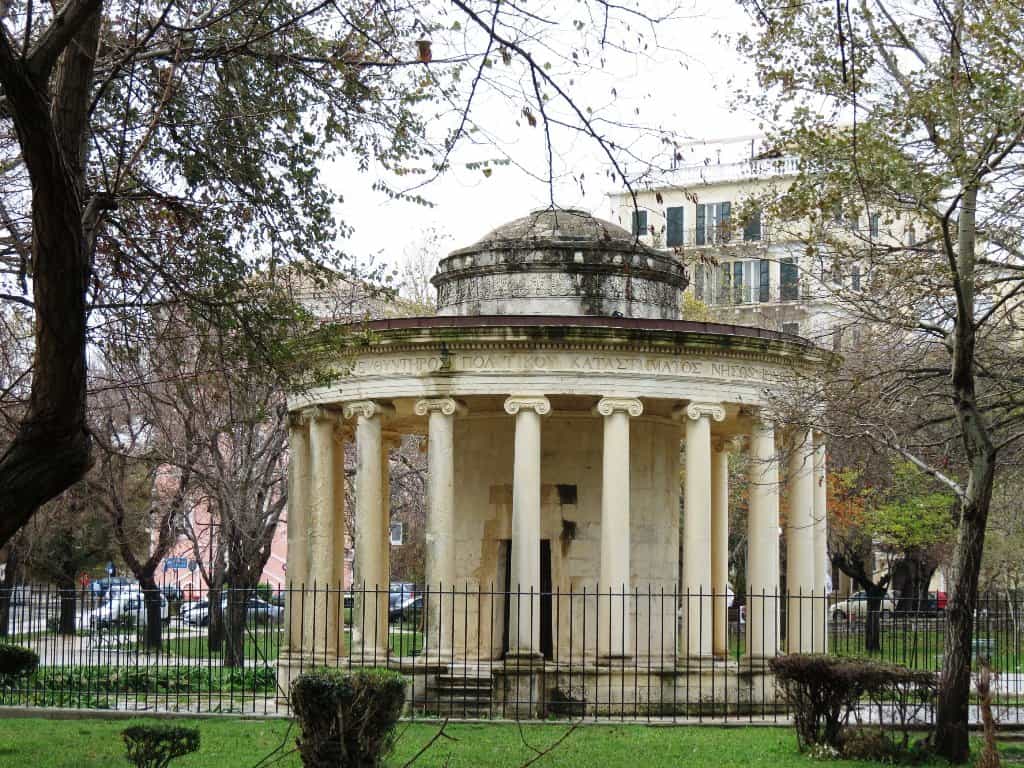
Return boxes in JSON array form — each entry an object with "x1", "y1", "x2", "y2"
[
  {"x1": 451, "y1": 208, "x2": 651, "y2": 256},
  {"x1": 432, "y1": 207, "x2": 688, "y2": 320}
]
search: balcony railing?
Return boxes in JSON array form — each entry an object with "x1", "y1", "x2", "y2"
[{"x1": 645, "y1": 223, "x2": 773, "y2": 250}]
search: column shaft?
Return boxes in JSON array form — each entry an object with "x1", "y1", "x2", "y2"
[
  {"x1": 332, "y1": 427, "x2": 347, "y2": 655},
  {"x1": 786, "y1": 429, "x2": 816, "y2": 653},
  {"x1": 681, "y1": 402, "x2": 723, "y2": 659},
  {"x1": 348, "y1": 402, "x2": 392, "y2": 659},
  {"x1": 284, "y1": 415, "x2": 310, "y2": 654},
  {"x1": 711, "y1": 441, "x2": 729, "y2": 658},
  {"x1": 418, "y1": 399, "x2": 460, "y2": 658},
  {"x1": 812, "y1": 437, "x2": 828, "y2": 653},
  {"x1": 307, "y1": 410, "x2": 339, "y2": 657},
  {"x1": 505, "y1": 396, "x2": 549, "y2": 658},
  {"x1": 745, "y1": 416, "x2": 780, "y2": 661},
  {"x1": 597, "y1": 398, "x2": 641, "y2": 659}
]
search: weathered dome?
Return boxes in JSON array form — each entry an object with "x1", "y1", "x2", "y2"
[{"x1": 431, "y1": 208, "x2": 688, "y2": 319}]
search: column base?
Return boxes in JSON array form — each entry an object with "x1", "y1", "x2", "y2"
[
  {"x1": 738, "y1": 655, "x2": 776, "y2": 674},
  {"x1": 597, "y1": 653, "x2": 634, "y2": 666},
  {"x1": 503, "y1": 649, "x2": 544, "y2": 665},
  {"x1": 348, "y1": 647, "x2": 391, "y2": 666}
]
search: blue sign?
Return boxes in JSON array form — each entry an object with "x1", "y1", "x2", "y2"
[{"x1": 164, "y1": 557, "x2": 189, "y2": 571}]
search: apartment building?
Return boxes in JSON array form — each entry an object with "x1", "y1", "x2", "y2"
[{"x1": 608, "y1": 140, "x2": 916, "y2": 350}]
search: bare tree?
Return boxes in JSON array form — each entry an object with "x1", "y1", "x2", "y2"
[{"x1": 737, "y1": 1, "x2": 1024, "y2": 758}]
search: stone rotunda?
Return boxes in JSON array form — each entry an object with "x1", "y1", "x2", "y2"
[{"x1": 281, "y1": 208, "x2": 831, "y2": 715}]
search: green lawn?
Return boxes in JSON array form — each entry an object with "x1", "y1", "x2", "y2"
[{"x1": 0, "y1": 717, "x2": 992, "y2": 768}]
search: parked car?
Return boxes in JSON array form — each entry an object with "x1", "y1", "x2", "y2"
[
  {"x1": 160, "y1": 584, "x2": 184, "y2": 603},
  {"x1": 87, "y1": 577, "x2": 138, "y2": 600},
  {"x1": 389, "y1": 584, "x2": 421, "y2": 622},
  {"x1": 86, "y1": 591, "x2": 169, "y2": 629},
  {"x1": 179, "y1": 595, "x2": 284, "y2": 627},
  {"x1": 0, "y1": 585, "x2": 31, "y2": 606},
  {"x1": 831, "y1": 591, "x2": 895, "y2": 621}
]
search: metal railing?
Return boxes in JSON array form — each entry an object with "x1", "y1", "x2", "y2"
[{"x1": 0, "y1": 584, "x2": 1018, "y2": 722}]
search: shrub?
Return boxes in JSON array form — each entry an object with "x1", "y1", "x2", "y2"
[
  {"x1": 0, "y1": 643, "x2": 38, "y2": 681},
  {"x1": 122, "y1": 725, "x2": 200, "y2": 768},
  {"x1": 291, "y1": 667, "x2": 406, "y2": 768},
  {"x1": 770, "y1": 654, "x2": 936, "y2": 754}
]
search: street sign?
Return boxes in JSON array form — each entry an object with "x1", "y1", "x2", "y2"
[{"x1": 164, "y1": 557, "x2": 189, "y2": 571}]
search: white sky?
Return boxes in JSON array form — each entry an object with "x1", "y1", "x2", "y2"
[{"x1": 323, "y1": 1, "x2": 764, "y2": 281}]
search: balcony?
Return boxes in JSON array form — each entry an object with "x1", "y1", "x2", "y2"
[
  {"x1": 646, "y1": 222, "x2": 773, "y2": 250},
  {"x1": 666, "y1": 155, "x2": 801, "y2": 186}
]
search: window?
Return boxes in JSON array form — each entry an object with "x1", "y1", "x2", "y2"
[
  {"x1": 780, "y1": 257, "x2": 799, "y2": 301},
  {"x1": 694, "y1": 264, "x2": 705, "y2": 302},
  {"x1": 631, "y1": 209, "x2": 648, "y2": 236},
  {"x1": 389, "y1": 522, "x2": 404, "y2": 546},
  {"x1": 869, "y1": 213, "x2": 880, "y2": 237},
  {"x1": 850, "y1": 214, "x2": 860, "y2": 232},
  {"x1": 666, "y1": 206, "x2": 684, "y2": 247},
  {"x1": 782, "y1": 322, "x2": 800, "y2": 335},
  {"x1": 718, "y1": 262, "x2": 731, "y2": 303},
  {"x1": 696, "y1": 201, "x2": 731, "y2": 245},
  {"x1": 907, "y1": 225, "x2": 916, "y2": 247},
  {"x1": 758, "y1": 259, "x2": 770, "y2": 302},
  {"x1": 743, "y1": 208, "x2": 762, "y2": 242},
  {"x1": 851, "y1": 265, "x2": 861, "y2": 291},
  {"x1": 733, "y1": 261, "x2": 744, "y2": 303}
]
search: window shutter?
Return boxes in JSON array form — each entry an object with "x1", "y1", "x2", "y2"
[
  {"x1": 744, "y1": 208, "x2": 762, "y2": 242},
  {"x1": 694, "y1": 264, "x2": 705, "y2": 302},
  {"x1": 851, "y1": 265, "x2": 861, "y2": 291},
  {"x1": 733, "y1": 261, "x2": 743, "y2": 303},
  {"x1": 720, "y1": 201, "x2": 732, "y2": 243},
  {"x1": 759, "y1": 259, "x2": 770, "y2": 302},
  {"x1": 666, "y1": 206, "x2": 684, "y2": 247},
  {"x1": 869, "y1": 213, "x2": 880, "y2": 237},
  {"x1": 631, "y1": 210, "x2": 648, "y2": 236},
  {"x1": 780, "y1": 258, "x2": 798, "y2": 301},
  {"x1": 719, "y1": 262, "x2": 730, "y2": 303},
  {"x1": 695, "y1": 204, "x2": 706, "y2": 246}
]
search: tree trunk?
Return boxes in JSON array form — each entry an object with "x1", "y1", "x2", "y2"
[
  {"x1": 891, "y1": 554, "x2": 937, "y2": 613},
  {"x1": 207, "y1": 584, "x2": 224, "y2": 652},
  {"x1": 57, "y1": 578, "x2": 77, "y2": 636},
  {"x1": 140, "y1": 575, "x2": 163, "y2": 651},
  {"x1": 934, "y1": 474, "x2": 995, "y2": 762},
  {"x1": 0, "y1": 544, "x2": 21, "y2": 637},
  {"x1": 0, "y1": 7, "x2": 102, "y2": 549},
  {"x1": 224, "y1": 585, "x2": 249, "y2": 669},
  {"x1": 864, "y1": 584, "x2": 886, "y2": 653}
]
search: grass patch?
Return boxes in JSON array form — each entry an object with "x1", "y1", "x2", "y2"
[{"x1": 0, "y1": 717, "x2": 987, "y2": 768}]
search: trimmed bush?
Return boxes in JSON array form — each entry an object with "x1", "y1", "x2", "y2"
[
  {"x1": 0, "y1": 643, "x2": 38, "y2": 680},
  {"x1": 291, "y1": 667, "x2": 406, "y2": 768},
  {"x1": 770, "y1": 654, "x2": 936, "y2": 756},
  {"x1": 122, "y1": 725, "x2": 200, "y2": 768}
]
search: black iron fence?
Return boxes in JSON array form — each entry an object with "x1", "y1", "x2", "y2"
[{"x1": 0, "y1": 583, "x2": 1019, "y2": 723}]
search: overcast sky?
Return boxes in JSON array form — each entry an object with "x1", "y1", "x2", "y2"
[{"x1": 323, "y1": 2, "x2": 764, "y2": 282}]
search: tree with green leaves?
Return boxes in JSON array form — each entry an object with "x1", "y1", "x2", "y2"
[{"x1": 736, "y1": 1, "x2": 1024, "y2": 758}]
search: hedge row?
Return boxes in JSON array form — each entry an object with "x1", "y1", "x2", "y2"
[{"x1": 0, "y1": 664, "x2": 276, "y2": 696}]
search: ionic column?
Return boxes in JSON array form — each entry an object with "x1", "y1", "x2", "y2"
[
  {"x1": 415, "y1": 397, "x2": 466, "y2": 658},
  {"x1": 812, "y1": 434, "x2": 828, "y2": 653},
  {"x1": 711, "y1": 438, "x2": 732, "y2": 658},
  {"x1": 504, "y1": 395, "x2": 550, "y2": 659},
  {"x1": 745, "y1": 411, "x2": 780, "y2": 662},
  {"x1": 284, "y1": 412, "x2": 310, "y2": 654},
  {"x1": 344, "y1": 400, "x2": 395, "y2": 660},
  {"x1": 306, "y1": 407, "x2": 342, "y2": 659},
  {"x1": 332, "y1": 423, "x2": 348, "y2": 655},
  {"x1": 595, "y1": 397, "x2": 643, "y2": 660},
  {"x1": 786, "y1": 428, "x2": 816, "y2": 653},
  {"x1": 677, "y1": 401, "x2": 725, "y2": 659}
]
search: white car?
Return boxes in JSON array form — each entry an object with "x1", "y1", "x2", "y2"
[
  {"x1": 831, "y1": 591, "x2": 895, "y2": 621},
  {"x1": 87, "y1": 590, "x2": 169, "y2": 629}
]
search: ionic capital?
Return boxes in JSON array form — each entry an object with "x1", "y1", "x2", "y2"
[
  {"x1": 674, "y1": 401, "x2": 726, "y2": 423},
  {"x1": 594, "y1": 397, "x2": 643, "y2": 417},
  {"x1": 303, "y1": 406, "x2": 343, "y2": 425},
  {"x1": 414, "y1": 397, "x2": 468, "y2": 417},
  {"x1": 343, "y1": 400, "x2": 395, "y2": 421},
  {"x1": 503, "y1": 395, "x2": 551, "y2": 416}
]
